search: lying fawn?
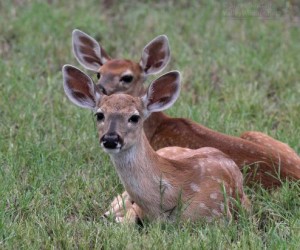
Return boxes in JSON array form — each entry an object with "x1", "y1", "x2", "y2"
[
  {"x1": 62, "y1": 65, "x2": 250, "y2": 223},
  {"x1": 71, "y1": 29, "x2": 300, "y2": 189}
]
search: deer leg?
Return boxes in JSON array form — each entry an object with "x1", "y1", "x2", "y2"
[
  {"x1": 116, "y1": 203, "x2": 144, "y2": 224},
  {"x1": 241, "y1": 131, "x2": 300, "y2": 183},
  {"x1": 104, "y1": 191, "x2": 133, "y2": 218},
  {"x1": 240, "y1": 131, "x2": 299, "y2": 157}
]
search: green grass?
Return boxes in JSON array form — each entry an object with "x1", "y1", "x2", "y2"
[{"x1": 1, "y1": 0, "x2": 300, "y2": 249}]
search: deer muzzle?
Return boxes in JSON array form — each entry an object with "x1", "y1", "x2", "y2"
[{"x1": 100, "y1": 133, "x2": 123, "y2": 150}]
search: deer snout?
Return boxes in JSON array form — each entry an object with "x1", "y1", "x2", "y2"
[{"x1": 100, "y1": 133, "x2": 123, "y2": 150}]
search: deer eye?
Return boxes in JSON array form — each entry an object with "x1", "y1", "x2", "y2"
[
  {"x1": 128, "y1": 115, "x2": 140, "y2": 124},
  {"x1": 97, "y1": 73, "x2": 101, "y2": 79},
  {"x1": 120, "y1": 75, "x2": 133, "y2": 83},
  {"x1": 95, "y1": 112, "x2": 105, "y2": 122}
]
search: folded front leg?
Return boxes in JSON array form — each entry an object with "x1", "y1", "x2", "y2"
[
  {"x1": 116, "y1": 203, "x2": 144, "y2": 224},
  {"x1": 104, "y1": 191, "x2": 133, "y2": 218}
]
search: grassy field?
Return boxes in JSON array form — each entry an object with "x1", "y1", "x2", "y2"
[{"x1": 1, "y1": 0, "x2": 300, "y2": 249}]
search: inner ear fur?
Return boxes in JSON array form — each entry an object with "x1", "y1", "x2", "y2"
[
  {"x1": 140, "y1": 35, "x2": 170, "y2": 75},
  {"x1": 72, "y1": 29, "x2": 111, "y2": 72},
  {"x1": 62, "y1": 65, "x2": 99, "y2": 109},
  {"x1": 143, "y1": 71, "x2": 181, "y2": 113}
]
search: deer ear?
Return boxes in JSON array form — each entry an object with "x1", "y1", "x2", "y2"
[
  {"x1": 139, "y1": 35, "x2": 170, "y2": 75},
  {"x1": 72, "y1": 29, "x2": 111, "y2": 72},
  {"x1": 62, "y1": 65, "x2": 100, "y2": 109},
  {"x1": 142, "y1": 71, "x2": 181, "y2": 116}
]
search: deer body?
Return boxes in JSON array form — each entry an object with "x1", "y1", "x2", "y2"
[
  {"x1": 145, "y1": 112, "x2": 300, "y2": 186},
  {"x1": 71, "y1": 29, "x2": 300, "y2": 189},
  {"x1": 62, "y1": 66, "x2": 249, "y2": 223}
]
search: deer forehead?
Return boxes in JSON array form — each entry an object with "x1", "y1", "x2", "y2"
[
  {"x1": 99, "y1": 94, "x2": 143, "y2": 114},
  {"x1": 100, "y1": 59, "x2": 142, "y2": 76}
]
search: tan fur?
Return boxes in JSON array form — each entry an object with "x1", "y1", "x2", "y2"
[{"x1": 97, "y1": 59, "x2": 145, "y2": 96}]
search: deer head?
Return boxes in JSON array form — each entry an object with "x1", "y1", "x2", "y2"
[
  {"x1": 62, "y1": 65, "x2": 180, "y2": 154},
  {"x1": 72, "y1": 29, "x2": 170, "y2": 97}
]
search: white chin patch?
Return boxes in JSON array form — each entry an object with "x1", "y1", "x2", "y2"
[
  {"x1": 103, "y1": 148, "x2": 121, "y2": 154},
  {"x1": 100, "y1": 142, "x2": 122, "y2": 154}
]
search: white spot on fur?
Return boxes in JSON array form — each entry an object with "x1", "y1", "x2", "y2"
[
  {"x1": 197, "y1": 161, "x2": 206, "y2": 169},
  {"x1": 225, "y1": 160, "x2": 235, "y2": 169},
  {"x1": 199, "y1": 203, "x2": 208, "y2": 210},
  {"x1": 133, "y1": 109, "x2": 140, "y2": 116},
  {"x1": 190, "y1": 183, "x2": 200, "y2": 192},
  {"x1": 216, "y1": 179, "x2": 222, "y2": 184},
  {"x1": 121, "y1": 69, "x2": 133, "y2": 77},
  {"x1": 210, "y1": 193, "x2": 218, "y2": 199},
  {"x1": 211, "y1": 176, "x2": 222, "y2": 184},
  {"x1": 161, "y1": 179, "x2": 172, "y2": 189},
  {"x1": 212, "y1": 209, "x2": 221, "y2": 216}
]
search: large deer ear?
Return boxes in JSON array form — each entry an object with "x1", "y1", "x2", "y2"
[
  {"x1": 62, "y1": 65, "x2": 100, "y2": 109},
  {"x1": 72, "y1": 29, "x2": 111, "y2": 72},
  {"x1": 142, "y1": 71, "x2": 181, "y2": 116},
  {"x1": 140, "y1": 35, "x2": 170, "y2": 75}
]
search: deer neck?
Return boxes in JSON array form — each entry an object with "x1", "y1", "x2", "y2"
[
  {"x1": 109, "y1": 131, "x2": 171, "y2": 217},
  {"x1": 110, "y1": 131, "x2": 162, "y2": 180}
]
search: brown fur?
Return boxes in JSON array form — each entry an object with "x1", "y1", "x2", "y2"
[
  {"x1": 144, "y1": 112, "x2": 300, "y2": 187},
  {"x1": 98, "y1": 60, "x2": 145, "y2": 96}
]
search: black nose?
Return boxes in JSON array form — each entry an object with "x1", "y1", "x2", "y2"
[
  {"x1": 97, "y1": 84, "x2": 107, "y2": 95},
  {"x1": 100, "y1": 133, "x2": 122, "y2": 149}
]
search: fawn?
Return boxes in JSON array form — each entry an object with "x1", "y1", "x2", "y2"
[
  {"x1": 62, "y1": 65, "x2": 250, "y2": 223},
  {"x1": 71, "y1": 29, "x2": 300, "y2": 189}
]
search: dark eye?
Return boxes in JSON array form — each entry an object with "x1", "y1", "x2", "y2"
[
  {"x1": 97, "y1": 73, "x2": 101, "y2": 79},
  {"x1": 95, "y1": 112, "x2": 105, "y2": 122},
  {"x1": 128, "y1": 115, "x2": 140, "y2": 124},
  {"x1": 120, "y1": 75, "x2": 133, "y2": 83}
]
